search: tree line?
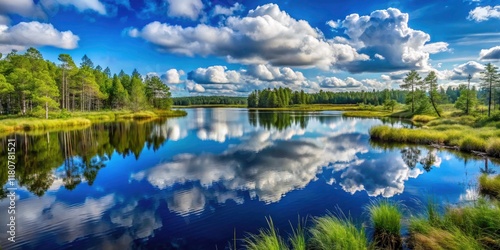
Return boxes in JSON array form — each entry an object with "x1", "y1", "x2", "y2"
[
  {"x1": 0, "y1": 48, "x2": 173, "y2": 118},
  {"x1": 401, "y1": 63, "x2": 499, "y2": 117},
  {"x1": 247, "y1": 87, "x2": 408, "y2": 108},
  {"x1": 247, "y1": 63, "x2": 500, "y2": 117},
  {"x1": 173, "y1": 96, "x2": 247, "y2": 106}
]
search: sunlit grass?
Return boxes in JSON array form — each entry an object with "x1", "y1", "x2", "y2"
[
  {"x1": 367, "y1": 200, "x2": 402, "y2": 249},
  {"x1": 408, "y1": 197, "x2": 500, "y2": 250},
  {"x1": 244, "y1": 217, "x2": 288, "y2": 250},
  {"x1": 288, "y1": 216, "x2": 307, "y2": 250},
  {"x1": 370, "y1": 124, "x2": 500, "y2": 156},
  {"x1": 479, "y1": 174, "x2": 500, "y2": 201},
  {"x1": 309, "y1": 214, "x2": 367, "y2": 250},
  {"x1": 412, "y1": 115, "x2": 437, "y2": 123},
  {"x1": 0, "y1": 109, "x2": 187, "y2": 134}
]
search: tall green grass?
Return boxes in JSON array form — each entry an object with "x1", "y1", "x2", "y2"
[
  {"x1": 408, "y1": 198, "x2": 500, "y2": 249},
  {"x1": 309, "y1": 214, "x2": 367, "y2": 250},
  {"x1": 411, "y1": 115, "x2": 437, "y2": 123},
  {"x1": 367, "y1": 200, "x2": 402, "y2": 249},
  {"x1": 0, "y1": 117, "x2": 92, "y2": 133},
  {"x1": 479, "y1": 174, "x2": 500, "y2": 200},
  {"x1": 289, "y1": 217, "x2": 307, "y2": 250},
  {"x1": 0, "y1": 109, "x2": 187, "y2": 134},
  {"x1": 370, "y1": 125, "x2": 500, "y2": 156},
  {"x1": 244, "y1": 217, "x2": 288, "y2": 250}
]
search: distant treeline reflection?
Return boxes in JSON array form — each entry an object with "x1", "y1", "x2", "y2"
[{"x1": 0, "y1": 119, "x2": 170, "y2": 198}]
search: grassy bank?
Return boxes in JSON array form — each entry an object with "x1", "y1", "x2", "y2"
[
  {"x1": 369, "y1": 110, "x2": 500, "y2": 157},
  {"x1": 408, "y1": 199, "x2": 500, "y2": 249},
  {"x1": 242, "y1": 197, "x2": 500, "y2": 250},
  {"x1": 0, "y1": 109, "x2": 187, "y2": 134}
]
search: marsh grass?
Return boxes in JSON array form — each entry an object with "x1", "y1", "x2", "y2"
[
  {"x1": 309, "y1": 213, "x2": 367, "y2": 250},
  {"x1": 366, "y1": 200, "x2": 402, "y2": 250},
  {"x1": 244, "y1": 217, "x2": 288, "y2": 250},
  {"x1": 411, "y1": 115, "x2": 436, "y2": 123},
  {"x1": 369, "y1": 124, "x2": 500, "y2": 157},
  {"x1": 479, "y1": 174, "x2": 500, "y2": 200},
  {"x1": 289, "y1": 216, "x2": 307, "y2": 250},
  {"x1": 0, "y1": 117, "x2": 92, "y2": 133},
  {"x1": 408, "y1": 198, "x2": 500, "y2": 250},
  {"x1": 0, "y1": 109, "x2": 187, "y2": 134}
]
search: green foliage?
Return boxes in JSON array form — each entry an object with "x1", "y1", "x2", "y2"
[
  {"x1": 145, "y1": 75, "x2": 172, "y2": 109},
  {"x1": 309, "y1": 214, "x2": 367, "y2": 250},
  {"x1": 289, "y1": 217, "x2": 307, "y2": 250},
  {"x1": 408, "y1": 198, "x2": 500, "y2": 250},
  {"x1": 367, "y1": 200, "x2": 402, "y2": 250},
  {"x1": 0, "y1": 48, "x2": 174, "y2": 117},
  {"x1": 479, "y1": 174, "x2": 500, "y2": 200},
  {"x1": 411, "y1": 115, "x2": 437, "y2": 123},
  {"x1": 244, "y1": 217, "x2": 288, "y2": 250},
  {"x1": 129, "y1": 75, "x2": 149, "y2": 112},
  {"x1": 248, "y1": 88, "x2": 408, "y2": 108},
  {"x1": 173, "y1": 96, "x2": 247, "y2": 106},
  {"x1": 481, "y1": 63, "x2": 500, "y2": 117},
  {"x1": 400, "y1": 70, "x2": 423, "y2": 113},
  {"x1": 455, "y1": 86, "x2": 478, "y2": 114}
]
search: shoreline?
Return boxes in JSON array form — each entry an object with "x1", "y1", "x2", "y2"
[{"x1": 0, "y1": 109, "x2": 187, "y2": 135}]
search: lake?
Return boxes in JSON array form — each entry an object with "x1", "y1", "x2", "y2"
[{"x1": 0, "y1": 108, "x2": 498, "y2": 249}]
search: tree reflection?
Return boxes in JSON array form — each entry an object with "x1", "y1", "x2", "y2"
[
  {"x1": 248, "y1": 111, "x2": 311, "y2": 130},
  {"x1": 400, "y1": 147, "x2": 421, "y2": 169},
  {"x1": 419, "y1": 149, "x2": 437, "y2": 172},
  {"x1": 0, "y1": 118, "x2": 170, "y2": 197},
  {"x1": 480, "y1": 158, "x2": 496, "y2": 175}
]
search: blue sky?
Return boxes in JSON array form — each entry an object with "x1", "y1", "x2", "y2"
[{"x1": 0, "y1": 0, "x2": 499, "y2": 96}]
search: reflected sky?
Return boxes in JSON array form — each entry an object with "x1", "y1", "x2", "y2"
[{"x1": 0, "y1": 108, "x2": 498, "y2": 249}]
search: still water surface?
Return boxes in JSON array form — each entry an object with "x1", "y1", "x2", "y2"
[{"x1": 0, "y1": 108, "x2": 497, "y2": 249}]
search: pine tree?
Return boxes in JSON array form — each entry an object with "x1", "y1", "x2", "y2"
[
  {"x1": 480, "y1": 63, "x2": 499, "y2": 117},
  {"x1": 400, "y1": 70, "x2": 422, "y2": 113}
]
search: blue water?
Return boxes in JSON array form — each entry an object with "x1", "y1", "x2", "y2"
[{"x1": 0, "y1": 108, "x2": 497, "y2": 249}]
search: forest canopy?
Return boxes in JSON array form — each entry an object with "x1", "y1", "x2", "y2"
[{"x1": 0, "y1": 48, "x2": 173, "y2": 118}]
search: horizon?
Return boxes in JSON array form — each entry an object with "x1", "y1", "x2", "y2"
[{"x1": 0, "y1": 0, "x2": 499, "y2": 97}]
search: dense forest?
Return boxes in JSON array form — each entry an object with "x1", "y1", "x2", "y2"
[
  {"x1": 247, "y1": 88, "x2": 408, "y2": 108},
  {"x1": 173, "y1": 96, "x2": 247, "y2": 106},
  {"x1": 0, "y1": 48, "x2": 173, "y2": 118}
]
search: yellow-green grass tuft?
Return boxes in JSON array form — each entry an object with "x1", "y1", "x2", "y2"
[
  {"x1": 367, "y1": 200, "x2": 402, "y2": 249},
  {"x1": 486, "y1": 138, "x2": 500, "y2": 158},
  {"x1": 244, "y1": 217, "x2": 288, "y2": 250},
  {"x1": 479, "y1": 174, "x2": 500, "y2": 201},
  {"x1": 412, "y1": 115, "x2": 437, "y2": 123},
  {"x1": 309, "y1": 214, "x2": 367, "y2": 250}
]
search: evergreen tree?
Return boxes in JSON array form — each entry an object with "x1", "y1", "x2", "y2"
[
  {"x1": 400, "y1": 70, "x2": 422, "y2": 113},
  {"x1": 480, "y1": 63, "x2": 499, "y2": 117},
  {"x1": 424, "y1": 71, "x2": 441, "y2": 117},
  {"x1": 129, "y1": 75, "x2": 148, "y2": 111}
]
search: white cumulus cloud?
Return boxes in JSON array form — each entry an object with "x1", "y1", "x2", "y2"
[
  {"x1": 188, "y1": 65, "x2": 241, "y2": 84},
  {"x1": 129, "y1": 3, "x2": 368, "y2": 70},
  {"x1": 0, "y1": 21, "x2": 79, "y2": 53},
  {"x1": 468, "y1": 5, "x2": 500, "y2": 22},
  {"x1": 479, "y1": 46, "x2": 500, "y2": 60},
  {"x1": 213, "y1": 3, "x2": 243, "y2": 17},
  {"x1": 166, "y1": 0, "x2": 204, "y2": 20},
  {"x1": 163, "y1": 68, "x2": 184, "y2": 84},
  {"x1": 338, "y1": 8, "x2": 448, "y2": 72}
]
